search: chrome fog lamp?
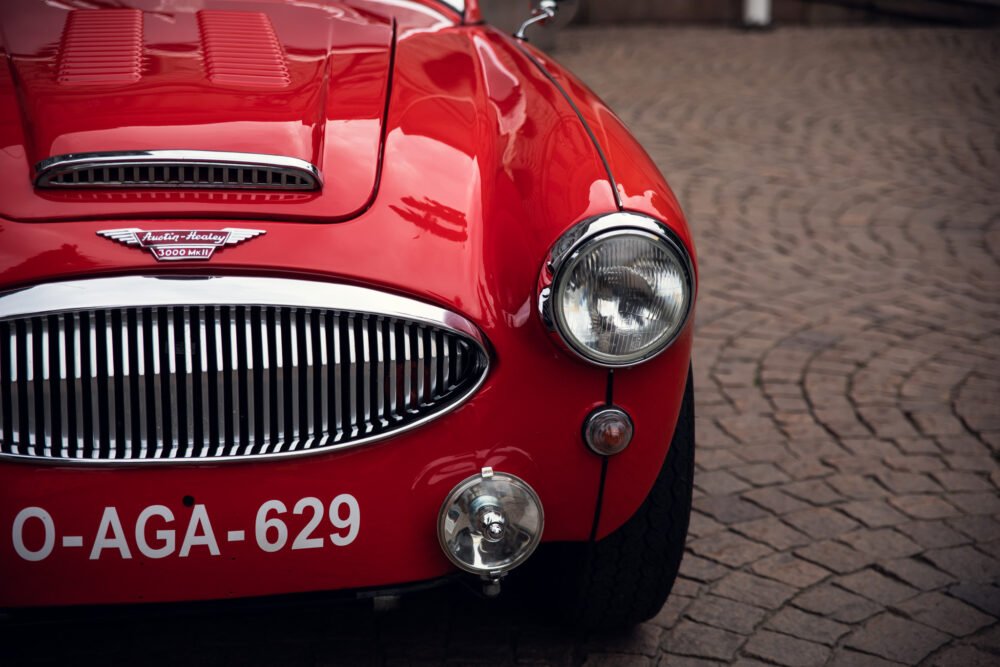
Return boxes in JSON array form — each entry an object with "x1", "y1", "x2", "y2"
[
  {"x1": 438, "y1": 468, "x2": 543, "y2": 578},
  {"x1": 542, "y1": 213, "x2": 694, "y2": 367}
]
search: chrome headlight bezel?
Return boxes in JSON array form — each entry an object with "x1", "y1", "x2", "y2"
[{"x1": 539, "y1": 212, "x2": 695, "y2": 368}]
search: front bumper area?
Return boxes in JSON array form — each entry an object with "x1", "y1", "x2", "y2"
[
  {"x1": 0, "y1": 309, "x2": 694, "y2": 610},
  {"x1": 0, "y1": 349, "x2": 610, "y2": 608}
]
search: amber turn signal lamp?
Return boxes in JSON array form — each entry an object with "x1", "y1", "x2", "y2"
[{"x1": 584, "y1": 407, "x2": 634, "y2": 456}]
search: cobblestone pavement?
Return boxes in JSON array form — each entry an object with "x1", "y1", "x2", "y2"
[
  {"x1": 554, "y1": 26, "x2": 1000, "y2": 667},
  {"x1": 6, "y1": 26, "x2": 1000, "y2": 667}
]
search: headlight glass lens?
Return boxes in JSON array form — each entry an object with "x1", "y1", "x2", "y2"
[{"x1": 554, "y1": 230, "x2": 691, "y2": 365}]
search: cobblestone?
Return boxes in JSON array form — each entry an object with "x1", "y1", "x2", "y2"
[
  {"x1": 837, "y1": 528, "x2": 922, "y2": 560},
  {"x1": 836, "y1": 569, "x2": 920, "y2": 606},
  {"x1": 741, "y1": 488, "x2": 811, "y2": 515},
  {"x1": 893, "y1": 592, "x2": 995, "y2": 637},
  {"x1": 889, "y1": 494, "x2": 963, "y2": 521},
  {"x1": 684, "y1": 595, "x2": 767, "y2": 635},
  {"x1": 764, "y1": 608, "x2": 850, "y2": 646},
  {"x1": 750, "y1": 553, "x2": 830, "y2": 588},
  {"x1": 924, "y1": 546, "x2": 1000, "y2": 583},
  {"x1": 666, "y1": 620, "x2": 746, "y2": 661},
  {"x1": 949, "y1": 583, "x2": 1000, "y2": 617},
  {"x1": 896, "y1": 520, "x2": 970, "y2": 550},
  {"x1": 928, "y1": 645, "x2": 998, "y2": 667},
  {"x1": 731, "y1": 517, "x2": 811, "y2": 550},
  {"x1": 712, "y1": 571, "x2": 798, "y2": 610},
  {"x1": 946, "y1": 515, "x2": 1000, "y2": 543},
  {"x1": 881, "y1": 557, "x2": 957, "y2": 591},
  {"x1": 792, "y1": 584, "x2": 883, "y2": 623},
  {"x1": 743, "y1": 630, "x2": 829, "y2": 667},
  {"x1": 795, "y1": 540, "x2": 876, "y2": 574},
  {"x1": 783, "y1": 507, "x2": 859, "y2": 540},
  {"x1": 839, "y1": 499, "x2": 909, "y2": 528},
  {"x1": 844, "y1": 613, "x2": 951, "y2": 664},
  {"x1": 7, "y1": 23, "x2": 999, "y2": 667},
  {"x1": 689, "y1": 531, "x2": 775, "y2": 568}
]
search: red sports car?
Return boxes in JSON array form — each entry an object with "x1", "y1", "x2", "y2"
[{"x1": 0, "y1": 0, "x2": 696, "y2": 628}]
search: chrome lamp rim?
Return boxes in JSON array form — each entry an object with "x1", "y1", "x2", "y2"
[
  {"x1": 540, "y1": 211, "x2": 696, "y2": 368},
  {"x1": 436, "y1": 470, "x2": 545, "y2": 576}
]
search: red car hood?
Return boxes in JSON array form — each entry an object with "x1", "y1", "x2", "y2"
[{"x1": 0, "y1": 0, "x2": 394, "y2": 222}]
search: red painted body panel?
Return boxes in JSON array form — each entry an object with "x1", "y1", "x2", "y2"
[
  {"x1": 0, "y1": 1, "x2": 695, "y2": 608},
  {"x1": 520, "y1": 44, "x2": 698, "y2": 539}
]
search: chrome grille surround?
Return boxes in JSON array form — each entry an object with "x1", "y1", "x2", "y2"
[
  {"x1": 34, "y1": 151, "x2": 322, "y2": 190},
  {"x1": 0, "y1": 277, "x2": 489, "y2": 465}
]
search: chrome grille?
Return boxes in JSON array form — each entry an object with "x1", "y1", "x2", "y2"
[
  {"x1": 34, "y1": 151, "x2": 322, "y2": 190},
  {"x1": 0, "y1": 278, "x2": 488, "y2": 464}
]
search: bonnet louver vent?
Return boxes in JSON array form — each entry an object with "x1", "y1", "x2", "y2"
[
  {"x1": 58, "y1": 9, "x2": 144, "y2": 86},
  {"x1": 34, "y1": 151, "x2": 322, "y2": 191},
  {"x1": 198, "y1": 11, "x2": 291, "y2": 88}
]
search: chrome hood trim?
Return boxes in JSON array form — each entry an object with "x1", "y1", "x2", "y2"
[{"x1": 34, "y1": 150, "x2": 322, "y2": 190}]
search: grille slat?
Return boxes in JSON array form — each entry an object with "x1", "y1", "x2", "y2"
[
  {"x1": 133, "y1": 310, "x2": 147, "y2": 459},
  {"x1": 228, "y1": 310, "x2": 241, "y2": 455},
  {"x1": 375, "y1": 319, "x2": 386, "y2": 428},
  {"x1": 318, "y1": 315, "x2": 329, "y2": 438},
  {"x1": 36, "y1": 318, "x2": 51, "y2": 458},
  {"x1": 181, "y1": 308, "x2": 195, "y2": 458},
  {"x1": 115, "y1": 310, "x2": 130, "y2": 459},
  {"x1": 80, "y1": 313, "x2": 95, "y2": 458},
  {"x1": 332, "y1": 313, "x2": 343, "y2": 439},
  {"x1": 243, "y1": 307, "x2": 255, "y2": 453},
  {"x1": 221, "y1": 307, "x2": 236, "y2": 457},
  {"x1": 402, "y1": 324, "x2": 412, "y2": 413},
  {"x1": 166, "y1": 308, "x2": 179, "y2": 459},
  {"x1": 13, "y1": 324, "x2": 23, "y2": 453},
  {"x1": 289, "y1": 311, "x2": 300, "y2": 450},
  {"x1": 1, "y1": 323, "x2": 10, "y2": 450},
  {"x1": 0, "y1": 282, "x2": 488, "y2": 464},
  {"x1": 361, "y1": 318, "x2": 371, "y2": 434},
  {"x1": 347, "y1": 317, "x2": 357, "y2": 438},
  {"x1": 22, "y1": 321, "x2": 34, "y2": 457}
]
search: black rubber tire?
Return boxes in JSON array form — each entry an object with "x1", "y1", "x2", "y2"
[{"x1": 533, "y1": 370, "x2": 695, "y2": 630}]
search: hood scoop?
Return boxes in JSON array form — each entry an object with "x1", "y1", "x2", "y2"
[
  {"x1": 0, "y1": 0, "x2": 394, "y2": 221},
  {"x1": 34, "y1": 151, "x2": 322, "y2": 190}
]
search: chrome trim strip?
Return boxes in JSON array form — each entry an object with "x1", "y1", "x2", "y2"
[
  {"x1": 0, "y1": 276, "x2": 489, "y2": 466},
  {"x1": 0, "y1": 278, "x2": 486, "y2": 345},
  {"x1": 34, "y1": 150, "x2": 322, "y2": 190}
]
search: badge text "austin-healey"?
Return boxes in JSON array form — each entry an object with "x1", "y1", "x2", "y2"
[{"x1": 96, "y1": 228, "x2": 265, "y2": 261}]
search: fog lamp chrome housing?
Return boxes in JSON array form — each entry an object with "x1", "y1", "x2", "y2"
[
  {"x1": 540, "y1": 212, "x2": 695, "y2": 367},
  {"x1": 438, "y1": 468, "x2": 544, "y2": 577}
]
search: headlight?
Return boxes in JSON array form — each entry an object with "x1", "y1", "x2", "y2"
[{"x1": 542, "y1": 213, "x2": 694, "y2": 367}]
